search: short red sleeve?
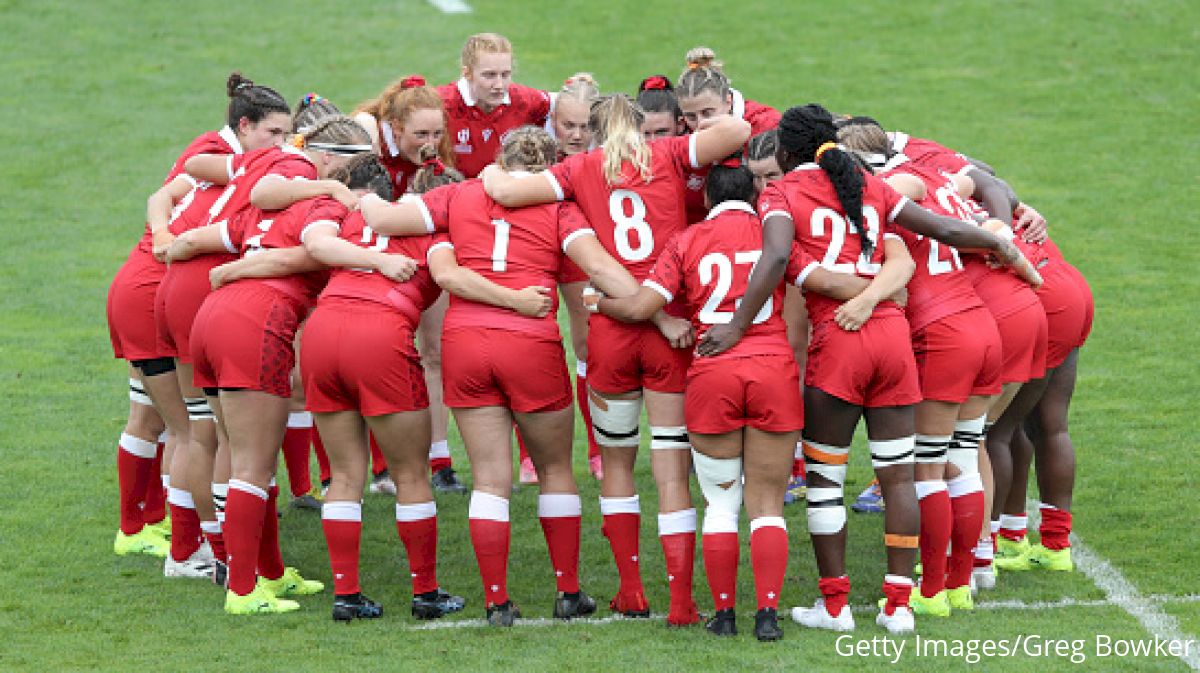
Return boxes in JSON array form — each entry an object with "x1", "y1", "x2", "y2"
[
  {"x1": 758, "y1": 181, "x2": 791, "y2": 221},
  {"x1": 557, "y1": 201, "x2": 593, "y2": 252},
  {"x1": 299, "y1": 199, "x2": 348, "y2": 242},
  {"x1": 644, "y1": 232, "x2": 685, "y2": 302},
  {"x1": 870, "y1": 174, "x2": 909, "y2": 224},
  {"x1": 653, "y1": 134, "x2": 698, "y2": 174},
  {"x1": 547, "y1": 152, "x2": 583, "y2": 201},
  {"x1": 786, "y1": 241, "x2": 819, "y2": 286},
  {"x1": 417, "y1": 182, "x2": 459, "y2": 233},
  {"x1": 267, "y1": 155, "x2": 318, "y2": 181}
]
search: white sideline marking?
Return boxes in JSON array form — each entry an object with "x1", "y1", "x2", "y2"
[
  {"x1": 426, "y1": 0, "x2": 472, "y2": 13},
  {"x1": 1028, "y1": 503, "x2": 1200, "y2": 671}
]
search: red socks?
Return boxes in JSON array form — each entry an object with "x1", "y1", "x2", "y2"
[
  {"x1": 142, "y1": 439, "x2": 167, "y2": 524},
  {"x1": 750, "y1": 517, "x2": 788, "y2": 611},
  {"x1": 600, "y1": 495, "x2": 644, "y2": 598},
  {"x1": 117, "y1": 433, "x2": 157, "y2": 535},
  {"x1": 257, "y1": 483, "x2": 285, "y2": 581},
  {"x1": 396, "y1": 502, "x2": 439, "y2": 595},
  {"x1": 999, "y1": 513, "x2": 1028, "y2": 542},
  {"x1": 368, "y1": 433, "x2": 387, "y2": 478},
  {"x1": 819, "y1": 575, "x2": 851, "y2": 617},
  {"x1": 322, "y1": 501, "x2": 362, "y2": 596},
  {"x1": 539, "y1": 494, "x2": 582, "y2": 593},
  {"x1": 224, "y1": 480, "x2": 268, "y2": 595},
  {"x1": 948, "y1": 473, "x2": 986, "y2": 588},
  {"x1": 702, "y1": 531, "x2": 738, "y2": 611},
  {"x1": 281, "y1": 412, "x2": 313, "y2": 497},
  {"x1": 201, "y1": 520, "x2": 225, "y2": 563},
  {"x1": 575, "y1": 366, "x2": 600, "y2": 461},
  {"x1": 167, "y1": 487, "x2": 202, "y2": 561},
  {"x1": 916, "y1": 480, "x2": 951, "y2": 597},
  {"x1": 1039, "y1": 503, "x2": 1073, "y2": 550},
  {"x1": 429, "y1": 440, "x2": 451, "y2": 475},
  {"x1": 659, "y1": 509, "x2": 697, "y2": 622},
  {"x1": 882, "y1": 575, "x2": 914, "y2": 615},
  {"x1": 468, "y1": 491, "x2": 511, "y2": 605}
]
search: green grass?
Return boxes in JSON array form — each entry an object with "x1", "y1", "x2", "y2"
[{"x1": 1, "y1": 0, "x2": 1197, "y2": 671}]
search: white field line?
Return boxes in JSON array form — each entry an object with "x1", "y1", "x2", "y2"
[
  {"x1": 426, "y1": 0, "x2": 472, "y2": 13},
  {"x1": 1028, "y1": 502, "x2": 1200, "y2": 671}
]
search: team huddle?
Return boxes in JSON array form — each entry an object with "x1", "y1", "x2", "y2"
[{"x1": 105, "y1": 33, "x2": 1093, "y2": 640}]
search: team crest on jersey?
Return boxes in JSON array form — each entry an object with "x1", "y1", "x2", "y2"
[
  {"x1": 687, "y1": 174, "x2": 704, "y2": 191},
  {"x1": 457, "y1": 128, "x2": 470, "y2": 144},
  {"x1": 482, "y1": 129, "x2": 493, "y2": 142}
]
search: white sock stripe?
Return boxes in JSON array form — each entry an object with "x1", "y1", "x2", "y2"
[
  {"x1": 657, "y1": 508, "x2": 697, "y2": 536},
  {"x1": 286, "y1": 411, "x2": 313, "y2": 428},
  {"x1": 396, "y1": 501, "x2": 437, "y2": 521},
  {"x1": 161, "y1": 474, "x2": 170, "y2": 489},
  {"x1": 749, "y1": 516, "x2": 786, "y2": 533},
  {"x1": 211, "y1": 483, "x2": 229, "y2": 498},
  {"x1": 947, "y1": 473, "x2": 984, "y2": 497},
  {"x1": 322, "y1": 501, "x2": 362, "y2": 521},
  {"x1": 228, "y1": 479, "x2": 267, "y2": 500},
  {"x1": 167, "y1": 487, "x2": 195, "y2": 509},
  {"x1": 701, "y1": 507, "x2": 739, "y2": 534},
  {"x1": 468, "y1": 491, "x2": 510, "y2": 522},
  {"x1": 794, "y1": 442, "x2": 804, "y2": 460},
  {"x1": 200, "y1": 520, "x2": 221, "y2": 534},
  {"x1": 428, "y1": 440, "x2": 451, "y2": 460},
  {"x1": 538, "y1": 493, "x2": 583, "y2": 518},
  {"x1": 118, "y1": 433, "x2": 158, "y2": 458},
  {"x1": 158, "y1": 430, "x2": 169, "y2": 443},
  {"x1": 1039, "y1": 501, "x2": 1062, "y2": 512},
  {"x1": 999, "y1": 514, "x2": 1028, "y2": 529},
  {"x1": 885, "y1": 574, "x2": 915, "y2": 586},
  {"x1": 268, "y1": 477, "x2": 276, "y2": 489},
  {"x1": 914, "y1": 480, "x2": 948, "y2": 500},
  {"x1": 215, "y1": 511, "x2": 225, "y2": 524},
  {"x1": 599, "y1": 495, "x2": 640, "y2": 516},
  {"x1": 576, "y1": 360, "x2": 587, "y2": 378},
  {"x1": 990, "y1": 520, "x2": 1001, "y2": 534}
]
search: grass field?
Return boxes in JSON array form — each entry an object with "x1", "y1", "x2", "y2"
[{"x1": 2, "y1": 0, "x2": 1198, "y2": 670}]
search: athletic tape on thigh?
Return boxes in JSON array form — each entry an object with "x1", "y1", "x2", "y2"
[
  {"x1": 806, "y1": 487, "x2": 846, "y2": 535},
  {"x1": 128, "y1": 377, "x2": 152, "y2": 406},
  {"x1": 802, "y1": 439, "x2": 849, "y2": 485},
  {"x1": 589, "y1": 396, "x2": 641, "y2": 447},
  {"x1": 949, "y1": 414, "x2": 986, "y2": 474},
  {"x1": 185, "y1": 397, "x2": 214, "y2": 421},
  {"x1": 870, "y1": 436, "x2": 915, "y2": 469},
  {"x1": 691, "y1": 449, "x2": 742, "y2": 518},
  {"x1": 650, "y1": 425, "x2": 689, "y2": 450},
  {"x1": 914, "y1": 434, "x2": 950, "y2": 464}
]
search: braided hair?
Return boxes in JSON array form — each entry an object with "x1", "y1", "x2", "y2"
[
  {"x1": 292, "y1": 93, "x2": 342, "y2": 134},
  {"x1": 225, "y1": 72, "x2": 289, "y2": 129},
  {"x1": 498, "y1": 125, "x2": 559, "y2": 173},
  {"x1": 777, "y1": 104, "x2": 872, "y2": 259},
  {"x1": 328, "y1": 153, "x2": 393, "y2": 200}
]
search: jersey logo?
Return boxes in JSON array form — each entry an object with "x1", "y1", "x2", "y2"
[
  {"x1": 457, "y1": 128, "x2": 470, "y2": 144},
  {"x1": 687, "y1": 174, "x2": 705, "y2": 191},
  {"x1": 482, "y1": 129, "x2": 493, "y2": 142}
]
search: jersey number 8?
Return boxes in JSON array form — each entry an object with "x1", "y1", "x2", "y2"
[{"x1": 609, "y1": 190, "x2": 653, "y2": 262}]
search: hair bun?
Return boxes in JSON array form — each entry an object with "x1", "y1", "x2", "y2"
[
  {"x1": 401, "y1": 75, "x2": 427, "y2": 89},
  {"x1": 684, "y1": 46, "x2": 721, "y2": 70},
  {"x1": 226, "y1": 71, "x2": 254, "y2": 97}
]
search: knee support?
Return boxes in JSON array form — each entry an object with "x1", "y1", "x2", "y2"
[
  {"x1": 870, "y1": 436, "x2": 915, "y2": 469},
  {"x1": 185, "y1": 397, "x2": 214, "y2": 422},
  {"x1": 691, "y1": 449, "x2": 742, "y2": 520},
  {"x1": 128, "y1": 377, "x2": 152, "y2": 406},
  {"x1": 589, "y1": 396, "x2": 641, "y2": 447},
  {"x1": 650, "y1": 425, "x2": 689, "y2": 450},
  {"x1": 914, "y1": 434, "x2": 950, "y2": 465},
  {"x1": 803, "y1": 439, "x2": 849, "y2": 536},
  {"x1": 949, "y1": 415, "x2": 986, "y2": 476},
  {"x1": 131, "y1": 357, "x2": 176, "y2": 378}
]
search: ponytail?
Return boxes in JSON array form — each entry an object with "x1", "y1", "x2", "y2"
[
  {"x1": 410, "y1": 143, "x2": 464, "y2": 194},
  {"x1": 590, "y1": 94, "x2": 651, "y2": 185}
]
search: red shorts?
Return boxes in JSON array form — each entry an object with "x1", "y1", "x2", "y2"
[
  {"x1": 805, "y1": 313, "x2": 922, "y2": 408},
  {"x1": 988, "y1": 300, "x2": 1048, "y2": 384},
  {"x1": 156, "y1": 254, "x2": 233, "y2": 363},
  {"x1": 685, "y1": 354, "x2": 803, "y2": 434},
  {"x1": 1037, "y1": 260, "x2": 1093, "y2": 369},
  {"x1": 557, "y1": 257, "x2": 588, "y2": 285},
  {"x1": 912, "y1": 307, "x2": 1003, "y2": 403},
  {"x1": 442, "y1": 327, "x2": 572, "y2": 413},
  {"x1": 106, "y1": 250, "x2": 167, "y2": 361},
  {"x1": 301, "y1": 299, "x2": 428, "y2": 416},
  {"x1": 586, "y1": 315, "x2": 692, "y2": 394},
  {"x1": 190, "y1": 283, "x2": 304, "y2": 397}
]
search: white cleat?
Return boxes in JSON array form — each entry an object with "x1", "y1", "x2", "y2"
[
  {"x1": 876, "y1": 605, "x2": 915, "y2": 635},
  {"x1": 368, "y1": 473, "x2": 397, "y2": 496},
  {"x1": 164, "y1": 542, "x2": 217, "y2": 579},
  {"x1": 972, "y1": 565, "x2": 996, "y2": 591},
  {"x1": 791, "y1": 599, "x2": 855, "y2": 631}
]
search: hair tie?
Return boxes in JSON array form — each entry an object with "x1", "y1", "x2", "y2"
[
  {"x1": 301, "y1": 92, "x2": 324, "y2": 106},
  {"x1": 719, "y1": 156, "x2": 741, "y2": 169},
  {"x1": 814, "y1": 141, "x2": 838, "y2": 163},
  {"x1": 687, "y1": 62, "x2": 701, "y2": 71},
  {"x1": 401, "y1": 75, "x2": 427, "y2": 89},
  {"x1": 423, "y1": 156, "x2": 445, "y2": 176},
  {"x1": 643, "y1": 76, "x2": 669, "y2": 91},
  {"x1": 290, "y1": 133, "x2": 306, "y2": 149}
]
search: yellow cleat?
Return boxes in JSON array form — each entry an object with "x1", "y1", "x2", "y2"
[
  {"x1": 996, "y1": 535, "x2": 1030, "y2": 559},
  {"x1": 946, "y1": 585, "x2": 974, "y2": 610},
  {"x1": 224, "y1": 585, "x2": 300, "y2": 615},
  {"x1": 1029, "y1": 544, "x2": 1074, "y2": 571},
  {"x1": 259, "y1": 567, "x2": 325, "y2": 597},
  {"x1": 114, "y1": 528, "x2": 169, "y2": 558},
  {"x1": 908, "y1": 587, "x2": 951, "y2": 617}
]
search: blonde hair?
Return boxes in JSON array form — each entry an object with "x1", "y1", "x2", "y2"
[
  {"x1": 461, "y1": 32, "x2": 513, "y2": 72},
  {"x1": 836, "y1": 118, "x2": 890, "y2": 155},
  {"x1": 558, "y1": 72, "x2": 600, "y2": 105},
  {"x1": 303, "y1": 115, "x2": 371, "y2": 146},
  {"x1": 590, "y1": 94, "x2": 651, "y2": 185},
  {"x1": 678, "y1": 46, "x2": 731, "y2": 101},
  {"x1": 354, "y1": 76, "x2": 454, "y2": 167},
  {"x1": 498, "y1": 126, "x2": 558, "y2": 173}
]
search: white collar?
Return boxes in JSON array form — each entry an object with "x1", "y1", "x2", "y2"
[
  {"x1": 457, "y1": 77, "x2": 511, "y2": 109},
  {"x1": 379, "y1": 121, "x2": 400, "y2": 157},
  {"x1": 218, "y1": 125, "x2": 244, "y2": 154},
  {"x1": 890, "y1": 131, "x2": 910, "y2": 154},
  {"x1": 881, "y1": 152, "x2": 909, "y2": 173},
  {"x1": 730, "y1": 88, "x2": 746, "y2": 120},
  {"x1": 281, "y1": 143, "x2": 316, "y2": 166},
  {"x1": 705, "y1": 200, "x2": 757, "y2": 220},
  {"x1": 791, "y1": 162, "x2": 821, "y2": 172}
]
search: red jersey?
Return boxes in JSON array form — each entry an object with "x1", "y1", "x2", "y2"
[
  {"x1": 438, "y1": 79, "x2": 551, "y2": 178},
  {"x1": 205, "y1": 145, "x2": 318, "y2": 232},
  {"x1": 135, "y1": 127, "x2": 242, "y2": 253},
  {"x1": 881, "y1": 162, "x2": 985, "y2": 332},
  {"x1": 318, "y1": 211, "x2": 445, "y2": 325},
  {"x1": 645, "y1": 201, "x2": 812, "y2": 359},
  {"x1": 759, "y1": 164, "x2": 908, "y2": 325},
  {"x1": 421, "y1": 179, "x2": 593, "y2": 338},
  {"x1": 377, "y1": 120, "x2": 420, "y2": 196},
  {"x1": 218, "y1": 196, "x2": 342, "y2": 307},
  {"x1": 546, "y1": 134, "x2": 700, "y2": 283},
  {"x1": 890, "y1": 132, "x2": 973, "y2": 176}
]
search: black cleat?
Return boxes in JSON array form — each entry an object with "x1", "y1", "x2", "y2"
[
  {"x1": 705, "y1": 608, "x2": 737, "y2": 636},
  {"x1": 553, "y1": 590, "x2": 597, "y2": 620},
  {"x1": 431, "y1": 467, "x2": 467, "y2": 494},
  {"x1": 412, "y1": 588, "x2": 466, "y2": 620},
  {"x1": 485, "y1": 600, "x2": 521, "y2": 627},
  {"x1": 754, "y1": 608, "x2": 783, "y2": 641},
  {"x1": 211, "y1": 559, "x2": 228, "y2": 588},
  {"x1": 332, "y1": 593, "x2": 383, "y2": 622}
]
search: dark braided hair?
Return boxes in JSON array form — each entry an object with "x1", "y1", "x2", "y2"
[
  {"x1": 225, "y1": 71, "x2": 289, "y2": 129},
  {"x1": 777, "y1": 104, "x2": 872, "y2": 259},
  {"x1": 328, "y1": 153, "x2": 393, "y2": 200},
  {"x1": 705, "y1": 159, "x2": 757, "y2": 207}
]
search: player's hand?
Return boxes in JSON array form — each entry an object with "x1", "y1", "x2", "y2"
[
  {"x1": 330, "y1": 182, "x2": 361, "y2": 210},
  {"x1": 1014, "y1": 202, "x2": 1048, "y2": 243},
  {"x1": 152, "y1": 230, "x2": 175, "y2": 263},
  {"x1": 834, "y1": 295, "x2": 876, "y2": 331},
  {"x1": 652, "y1": 314, "x2": 695, "y2": 349},
  {"x1": 377, "y1": 255, "x2": 418, "y2": 282},
  {"x1": 695, "y1": 321, "x2": 743, "y2": 357},
  {"x1": 695, "y1": 113, "x2": 732, "y2": 131},
  {"x1": 889, "y1": 286, "x2": 909, "y2": 308},
  {"x1": 512, "y1": 285, "x2": 553, "y2": 318},
  {"x1": 209, "y1": 262, "x2": 236, "y2": 289}
]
